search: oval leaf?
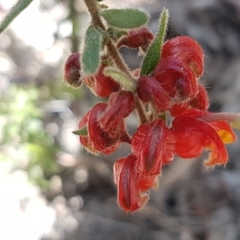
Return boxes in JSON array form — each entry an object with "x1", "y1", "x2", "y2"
[
  {"x1": 100, "y1": 9, "x2": 149, "y2": 29},
  {"x1": 140, "y1": 8, "x2": 169, "y2": 76},
  {"x1": 82, "y1": 25, "x2": 102, "y2": 75}
]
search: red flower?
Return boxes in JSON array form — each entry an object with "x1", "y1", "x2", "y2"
[
  {"x1": 172, "y1": 109, "x2": 236, "y2": 166},
  {"x1": 117, "y1": 27, "x2": 154, "y2": 51},
  {"x1": 88, "y1": 103, "x2": 123, "y2": 153},
  {"x1": 132, "y1": 119, "x2": 175, "y2": 176},
  {"x1": 162, "y1": 36, "x2": 204, "y2": 77},
  {"x1": 70, "y1": 27, "x2": 239, "y2": 213},
  {"x1": 78, "y1": 103, "x2": 121, "y2": 154},
  {"x1": 114, "y1": 154, "x2": 149, "y2": 212}
]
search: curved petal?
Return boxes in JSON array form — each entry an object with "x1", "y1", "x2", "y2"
[
  {"x1": 154, "y1": 57, "x2": 198, "y2": 100},
  {"x1": 114, "y1": 154, "x2": 149, "y2": 212},
  {"x1": 190, "y1": 83, "x2": 209, "y2": 110},
  {"x1": 172, "y1": 116, "x2": 228, "y2": 166},
  {"x1": 117, "y1": 27, "x2": 154, "y2": 50},
  {"x1": 162, "y1": 36, "x2": 204, "y2": 77},
  {"x1": 177, "y1": 109, "x2": 236, "y2": 144},
  {"x1": 132, "y1": 119, "x2": 175, "y2": 176}
]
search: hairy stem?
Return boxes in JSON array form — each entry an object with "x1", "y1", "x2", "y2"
[
  {"x1": 84, "y1": 0, "x2": 129, "y2": 74},
  {"x1": 83, "y1": 0, "x2": 148, "y2": 123}
]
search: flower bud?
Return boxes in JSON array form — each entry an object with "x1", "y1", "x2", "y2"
[
  {"x1": 117, "y1": 27, "x2": 154, "y2": 51},
  {"x1": 64, "y1": 53, "x2": 82, "y2": 88}
]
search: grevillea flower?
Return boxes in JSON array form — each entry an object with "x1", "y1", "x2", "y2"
[
  {"x1": 70, "y1": 20, "x2": 239, "y2": 213},
  {"x1": 162, "y1": 36, "x2": 204, "y2": 77},
  {"x1": 132, "y1": 119, "x2": 175, "y2": 176},
  {"x1": 113, "y1": 154, "x2": 149, "y2": 212},
  {"x1": 172, "y1": 109, "x2": 236, "y2": 166},
  {"x1": 79, "y1": 103, "x2": 121, "y2": 154}
]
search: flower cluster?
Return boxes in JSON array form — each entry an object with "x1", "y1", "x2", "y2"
[{"x1": 64, "y1": 28, "x2": 238, "y2": 212}]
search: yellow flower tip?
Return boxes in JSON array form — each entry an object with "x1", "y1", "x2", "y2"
[{"x1": 217, "y1": 130, "x2": 236, "y2": 144}]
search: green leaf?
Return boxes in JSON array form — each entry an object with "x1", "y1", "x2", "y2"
[
  {"x1": 100, "y1": 9, "x2": 149, "y2": 29},
  {"x1": 140, "y1": 8, "x2": 169, "y2": 76},
  {"x1": 73, "y1": 127, "x2": 88, "y2": 136},
  {"x1": 104, "y1": 67, "x2": 136, "y2": 92},
  {"x1": 0, "y1": 0, "x2": 34, "y2": 34},
  {"x1": 82, "y1": 25, "x2": 102, "y2": 75}
]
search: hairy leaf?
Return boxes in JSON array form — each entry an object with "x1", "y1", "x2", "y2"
[
  {"x1": 82, "y1": 25, "x2": 102, "y2": 75},
  {"x1": 100, "y1": 9, "x2": 149, "y2": 29},
  {"x1": 140, "y1": 8, "x2": 169, "y2": 76}
]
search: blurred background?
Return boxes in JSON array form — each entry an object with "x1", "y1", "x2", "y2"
[{"x1": 1, "y1": 0, "x2": 240, "y2": 239}]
